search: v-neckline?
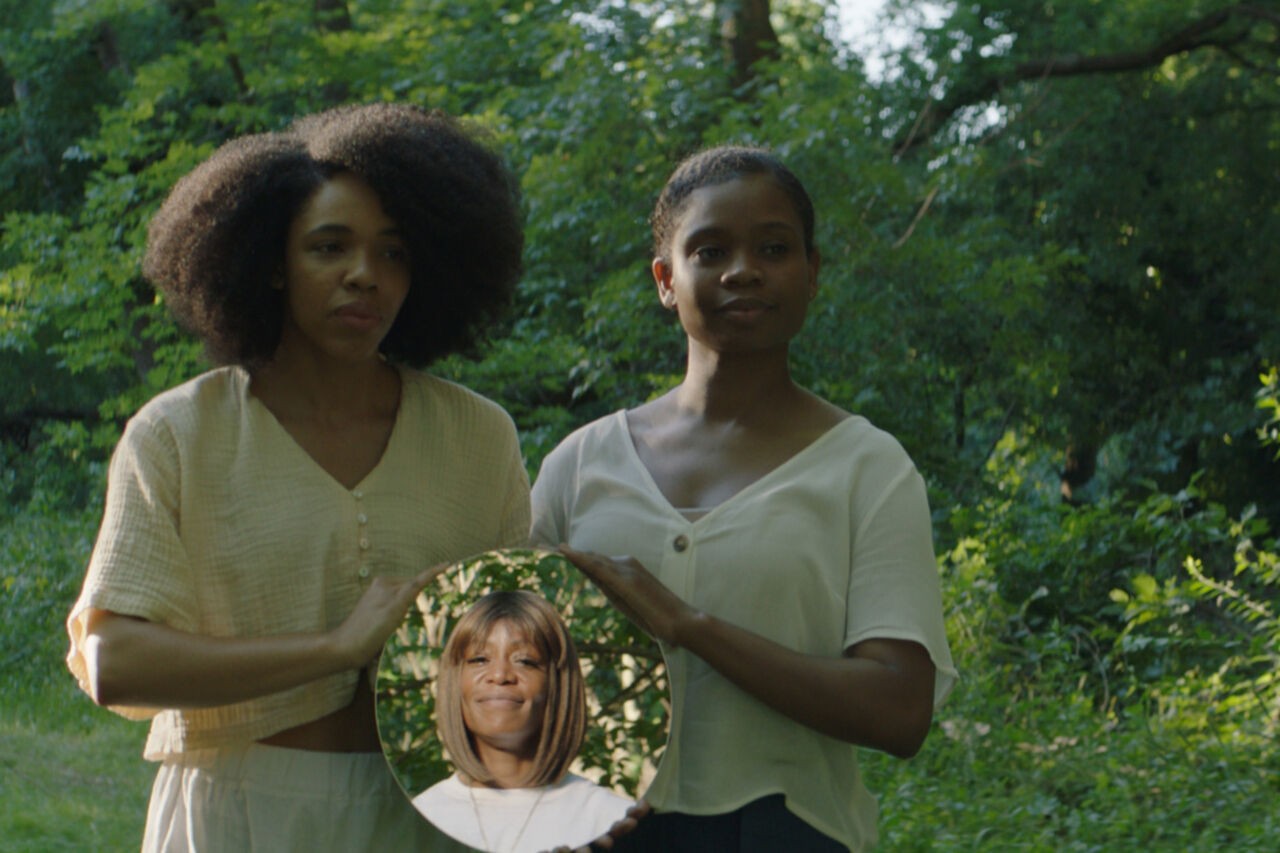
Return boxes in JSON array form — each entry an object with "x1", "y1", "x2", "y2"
[
  {"x1": 240, "y1": 365, "x2": 408, "y2": 494},
  {"x1": 616, "y1": 410, "x2": 860, "y2": 525}
]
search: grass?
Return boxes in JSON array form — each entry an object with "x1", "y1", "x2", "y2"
[
  {"x1": 1, "y1": 681, "x2": 153, "y2": 852},
  {"x1": 0, "y1": 503, "x2": 152, "y2": 852},
  {"x1": 7, "y1": 667, "x2": 1274, "y2": 852}
]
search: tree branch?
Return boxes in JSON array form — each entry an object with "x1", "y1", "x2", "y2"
[
  {"x1": 897, "y1": 2, "x2": 1275, "y2": 153},
  {"x1": 891, "y1": 183, "x2": 939, "y2": 249}
]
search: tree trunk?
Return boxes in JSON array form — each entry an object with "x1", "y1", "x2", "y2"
[
  {"x1": 716, "y1": 0, "x2": 778, "y2": 92},
  {"x1": 314, "y1": 0, "x2": 353, "y2": 103},
  {"x1": 9, "y1": 76, "x2": 58, "y2": 199},
  {"x1": 161, "y1": 0, "x2": 249, "y2": 95},
  {"x1": 1060, "y1": 438, "x2": 1099, "y2": 504},
  {"x1": 93, "y1": 22, "x2": 132, "y2": 77},
  {"x1": 314, "y1": 0, "x2": 352, "y2": 32}
]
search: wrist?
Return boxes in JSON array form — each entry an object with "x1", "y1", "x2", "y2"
[
  {"x1": 318, "y1": 629, "x2": 359, "y2": 673},
  {"x1": 668, "y1": 606, "x2": 710, "y2": 650}
]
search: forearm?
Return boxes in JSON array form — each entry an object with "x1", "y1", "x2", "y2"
[
  {"x1": 559, "y1": 545, "x2": 936, "y2": 757},
  {"x1": 82, "y1": 567, "x2": 437, "y2": 710},
  {"x1": 671, "y1": 610, "x2": 935, "y2": 757},
  {"x1": 82, "y1": 608, "x2": 353, "y2": 709}
]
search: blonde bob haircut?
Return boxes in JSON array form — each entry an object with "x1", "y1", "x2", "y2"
[{"x1": 436, "y1": 590, "x2": 587, "y2": 787}]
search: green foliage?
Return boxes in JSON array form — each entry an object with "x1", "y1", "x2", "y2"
[
  {"x1": 2, "y1": 0, "x2": 1277, "y2": 847},
  {"x1": 376, "y1": 549, "x2": 665, "y2": 799},
  {"x1": 898, "y1": 0, "x2": 1280, "y2": 512},
  {"x1": 4, "y1": 0, "x2": 1275, "y2": 516},
  {"x1": 1258, "y1": 365, "x2": 1280, "y2": 459},
  {"x1": 865, "y1": 650, "x2": 1280, "y2": 851},
  {"x1": 947, "y1": 460, "x2": 1280, "y2": 723},
  {"x1": 1111, "y1": 507, "x2": 1279, "y2": 743},
  {"x1": 882, "y1": 501, "x2": 1279, "y2": 851}
]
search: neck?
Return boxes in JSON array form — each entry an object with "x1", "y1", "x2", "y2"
[
  {"x1": 676, "y1": 343, "x2": 800, "y2": 423},
  {"x1": 472, "y1": 745, "x2": 538, "y2": 790},
  {"x1": 251, "y1": 346, "x2": 397, "y2": 421}
]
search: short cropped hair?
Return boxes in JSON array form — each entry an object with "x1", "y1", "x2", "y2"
[
  {"x1": 649, "y1": 144, "x2": 816, "y2": 259},
  {"x1": 143, "y1": 103, "x2": 523, "y2": 367},
  {"x1": 436, "y1": 590, "x2": 587, "y2": 788}
]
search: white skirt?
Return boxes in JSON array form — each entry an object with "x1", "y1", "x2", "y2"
[{"x1": 142, "y1": 744, "x2": 460, "y2": 852}]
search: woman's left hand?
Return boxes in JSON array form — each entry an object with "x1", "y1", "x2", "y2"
[
  {"x1": 557, "y1": 546, "x2": 695, "y2": 647},
  {"x1": 545, "y1": 800, "x2": 652, "y2": 852}
]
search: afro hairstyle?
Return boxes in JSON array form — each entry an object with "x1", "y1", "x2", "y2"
[{"x1": 143, "y1": 103, "x2": 524, "y2": 367}]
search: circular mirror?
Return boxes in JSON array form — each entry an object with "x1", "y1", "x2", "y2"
[{"x1": 376, "y1": 547, "x2": 668, "y2": 851}]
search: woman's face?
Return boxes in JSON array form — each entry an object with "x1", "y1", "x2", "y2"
[
  {"x1": 277, "y1": 172, "x2": 411, "y2": 364},
  {"x1": 459, "y1": 619, "x2": 550, "y2": 760},
  {"x1": 652, "y1": 173, "x2": 819, "y2": 357}
]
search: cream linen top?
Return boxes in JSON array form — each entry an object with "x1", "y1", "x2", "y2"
[
  {"x1": 530, "y1": 411, "x2": 957, "y2": 852},
  {"x1": 67, "y1": 366, "x2": 530, "y2": 760}
]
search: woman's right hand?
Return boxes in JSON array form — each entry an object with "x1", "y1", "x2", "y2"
[{"x1": 328, "y1": 564, "x2": 444, "y2": 669}]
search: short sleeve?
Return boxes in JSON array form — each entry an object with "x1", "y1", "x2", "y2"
[
  {"x1": 844, "y1": 464, "x2": 958, "y2": 708},
  {"x1": 528, "y1": 438, "x2": 576, "y2": 548},
  {"x1": 495, "y1": 422, "x2": 532, "y2": 549},
  {"x1": 66, "y1": 414, "x2": 200, "y2": 719}
]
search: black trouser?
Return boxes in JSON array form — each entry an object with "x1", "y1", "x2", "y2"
[{"x1": 607, "y1": 794, "x2": 848, "y2": 852}]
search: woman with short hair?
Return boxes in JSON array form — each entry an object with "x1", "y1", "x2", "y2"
[
  {"x1": 534, "y1": 145, "x2": 957, "y2": 852},
  {"x1": 414, "y1": 590, "x2": 633, "y2": 852}
]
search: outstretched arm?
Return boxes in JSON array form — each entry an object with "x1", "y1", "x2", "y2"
[
  {"x1": 82, "y1": 567, "x2": 440, "y2": 709},
  {"x1": 559, "y1": 546, "x2": 935, "y2": 758}
]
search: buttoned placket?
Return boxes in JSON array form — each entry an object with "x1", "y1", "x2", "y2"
[
  {"x1": 666, "y1": 523, "x2": 697, "y2": 600},
  {"x1": 657, "y1": 519, "x2": 698, "y2": 757},
  {"x1": 353, "y1": 488, "x2": 372, "y2": 582}
]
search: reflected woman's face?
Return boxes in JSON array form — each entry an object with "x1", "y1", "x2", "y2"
[{"x1": 459, "y1": 619, "x2": 549, "y2": 760}]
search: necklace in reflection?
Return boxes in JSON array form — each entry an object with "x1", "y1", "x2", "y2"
[{"x1": 468, "y1": 781, "x2": 548, "y2": 853}]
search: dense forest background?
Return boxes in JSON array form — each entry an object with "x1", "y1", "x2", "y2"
[{"x1": 1, "y1": 0, "x2": 1277, "y2": 849}]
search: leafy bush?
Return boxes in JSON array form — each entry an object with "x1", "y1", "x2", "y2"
[{"x1": 874, "y1": 515, "x2": 1279, "y2": 851}]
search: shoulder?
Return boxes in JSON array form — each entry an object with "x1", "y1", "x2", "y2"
[
  {"x1": 122, "y1": 367, "x2": 246, "y2": 446},
  {"x1": 133, "y1": 367, "x2": 244, "y2": 417},
  {"x1": 827, "y1": 415, "x2": 918, "y2": 471},
  {"x1": 792, "y1": 416, "x2": 927, "y2": 513},
  {"x1": 400, "y1": 368, "x2": 516, "y2": 433},
  {"x1": 554, "y1": 773, "x2": 634, "y2": 808},
  {"x1": 839, "y1": 414, "x2": 910, "y2": 454},
  {"x1": 412, "y1": 773, "x2": 467, "y2": 809},
  {"x1": 532, "y1": 413, "x2": 630, "y2": 500},
  {"x1": 103, "y1": 369, "x2": 247, "y2": 498},
  {"x1": 538, "y1": 412, "x2": 626, "y2": 469}
]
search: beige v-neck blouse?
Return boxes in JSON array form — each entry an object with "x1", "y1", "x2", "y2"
[
  {"x1": 530, "y1": 411, "x2": 956, "y2": 852},
  {"x1": 67, "y1": 366, "x2": 530, "y2": 760}
]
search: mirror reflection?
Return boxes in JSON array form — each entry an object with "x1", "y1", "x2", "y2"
[{"x1": 376, "y1": 548, "x2": 667, "y2": 852}]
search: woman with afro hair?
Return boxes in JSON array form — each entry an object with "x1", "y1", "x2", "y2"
[{"x1": 66, "y1": 103, "x2": 530, "y2": 852}]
